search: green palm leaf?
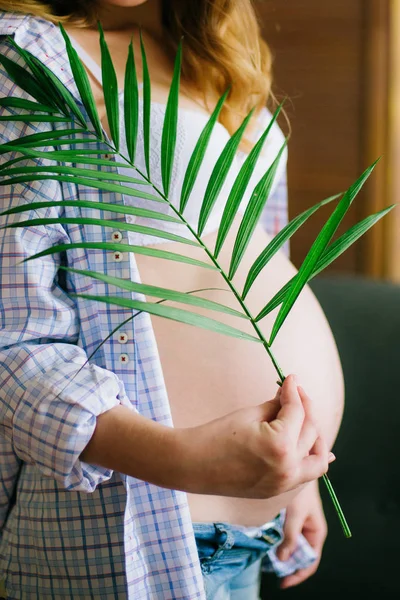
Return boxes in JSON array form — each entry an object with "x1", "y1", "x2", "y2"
[
  {"x1": 268, "y1": 160, "x2": 379, "y2": 344},
  {"x1": 0, "y1": 165, "x2": 147, "y2": 185},
  {"x1": 61, "y1": 266, "x2": 247, "y2": 319},
  {"x1": 0, "y1": 98, "x2": 59, "y2": 113},
  {"x1": 71, "y1": 293, "x2": 261, "y2": 343},
  {"x1": 161, "y1": 41, "x2": 182, "y2": 196},
  {"x1": 0, "y1": 199, "x2": 180, "y2": 224},
  {"x1": 60, "y1": 23, "x2": 103, "y2": 138},
  {"x1": 1, "y1": 217, "x2": 199, "y2": 246},
  {"x1": 0, "y1": 52, "x2": 56, "y2": 107},
  {"x1": 229, "y1": 142, "x2": 286, "y2": 279},
  {"x1": 256, "y1": 204, "x2": 395, "y2": 321},
  {"x1": 20, "y1": 241, "x2": 217, "y2": 271},
  {"x1": 0, "y1": 147, "x2": 133, "y2": 171},
  {"x1": 180, "y1": 89, "x2": 230, "y2": 214},
  {"x1": 197, "y1": 109, "x2": 255, "y2": 237},
  {"x1": 0, "y1": 115, "x2": 71, "y2": 123},
  {"x1": 214, "y1": 101, "x2": 285, "y2": 258},
  {"x1": 99, "y1": 23, "x2": 119, "y2": 149},
  {"x1": 140, "y1": 30, "x2": 151, "y2": 178},
  {"x1": 124, "y1": 40, "x2": 139, "y2": 164},
  {"x1": 0, "y1": 129, "x2": 94, "y2": 153},
  {"x1": 8, "y1": 38, "x2": 87, "y2": 128},
  {"x1": 242, "y1": 193, "x2": 341, "y2": 299},
  {"x1": 0, "y1": 174, "x2": 162, "y2": 202}
]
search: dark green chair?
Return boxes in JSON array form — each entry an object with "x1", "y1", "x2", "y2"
[{"x1": 262, "y1": 276, "x2": 400, "y2": 598}]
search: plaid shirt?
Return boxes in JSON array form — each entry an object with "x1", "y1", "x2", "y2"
[{"x1": 0, "y1": 12, "x2": 313, "y2": 600}]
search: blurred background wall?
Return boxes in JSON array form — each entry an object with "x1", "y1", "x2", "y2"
[{"x1": 256, "y1": 0, "x2": 400, "y2": 281}]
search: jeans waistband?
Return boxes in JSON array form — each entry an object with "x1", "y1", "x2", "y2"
[{"x1": 192, "y1": 512, "x2": 284, "y2": 550}]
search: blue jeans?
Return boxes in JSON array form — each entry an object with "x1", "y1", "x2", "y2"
[{"x1": 193, "y1": 520, "x2": 283, "y2": 600}]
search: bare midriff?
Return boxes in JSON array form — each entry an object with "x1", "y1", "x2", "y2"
[{"x1": 136, "y1": 216, "x2": 344, "y2": 527}]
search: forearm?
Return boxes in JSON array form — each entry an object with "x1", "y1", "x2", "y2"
[{"x1": 80, "y1": 405, "x2": 187, "y2": 491}]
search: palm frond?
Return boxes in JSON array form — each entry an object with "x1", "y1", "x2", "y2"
[{"x1": 0, "y1": 26, "x2": 395, "y2": 537}]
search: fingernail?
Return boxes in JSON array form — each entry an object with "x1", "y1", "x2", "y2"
[{"x1": 328, "y1": 452, "x2": 336, "y2": 463}]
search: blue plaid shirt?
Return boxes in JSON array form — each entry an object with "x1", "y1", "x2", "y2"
[{"x1": 0, "y1": 12, "x2": 313, "y2": 600}]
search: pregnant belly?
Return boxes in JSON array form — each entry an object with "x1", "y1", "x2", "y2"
[{"x1": 135, "y1": 214, "x2": 344, "y2": 526}]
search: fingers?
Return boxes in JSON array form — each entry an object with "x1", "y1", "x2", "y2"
[
  {"x1": 297, "y1": 386, "x2": 320, "y2": 457},
  {"x1": 280, "y1": 563, "x2": 321, "y2": 589},
  {"x1": 300, "y1": 436, "x2": 329, "y2": 483},
  {"x1": 277, "y1": 511, "x2": 304, "y2": 562},
  {"x1": 272, "y1": 375, "x2": 305, "y2": 441}
]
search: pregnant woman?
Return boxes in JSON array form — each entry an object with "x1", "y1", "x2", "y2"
[{"x1": 0, "y1": 0, "x2": 344, "y2": 598}]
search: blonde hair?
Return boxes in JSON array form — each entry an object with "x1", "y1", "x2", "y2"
[{"x1": 2, "y1": 0, "x2": 274, "y2": 147}]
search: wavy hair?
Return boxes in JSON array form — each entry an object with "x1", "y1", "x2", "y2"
[{"x1": 1, "y1": 0, "x2": 274, "y2": 146}]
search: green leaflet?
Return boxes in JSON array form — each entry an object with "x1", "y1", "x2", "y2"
[
  {"x1": 268, "y1": 160, "x2": 378, "y2": 345},
  {"x1": 8, "y1": 39, "x2": 87, "y2": 128},
  {"x1": 214, "y1": 101, "x2": 285, "y2": 258},
  {"x1": 0, "y1": 175, "x2": 162, "y2": 203},
  {"x1": 0, "y1": 164, "x2": 145, "y2": 186},
  {"x1": 161, "y1": 41, "x2": 182, "y2": 196},
  {"x1": 0, "y1": 53, "x2": 55, "y2": 107},
  {"x1": 0, "y1": 98, "x2": 59, "y2": 113},
  {"x1": 124, "y1": 40, "x2": 139, "y2": 164},
  {"x1": 7, "y1": 38, "x2": 70, "y2": 117},
  {"x1": 0, "y1": 165, "x2": 146, "y2": 186},
  {"x1": 180, "y1": 89, "x2": 230, "y2": 214},
  {"x1": 311, "y1": 204, "x2": 396, "y2": 278},
  {"x1": 59, "y1": 23, "x2": 104, "y2": 139},
  {"x1": 140, "y1": 31, "x2": 151, "y2": 178},
  {"x1": 71, "y1": 293, "x2": 261, "y2": 343},
  {"x1": 0, "y1": 200, "x2": 180, "y2": 224},
  {"x1": 1, "y1": 217, "x2": 199, "y2": 246},
  {"x1": 99, "y1": 22, "x2": 120, "y2": 150},
  {"x1": 0, "y1": 146, "x2": 138, "y2": 172},
  {"x1": 242, "y1": 194, "x2": 341, "y2": 299},
  {"x1": 254, "y1": 206, "x2": 395, "y2": 322},
  {"x1": 20, "y1": 241, "x2": 217, "y2": 271},
  {"x1": 0, "y1": 129, "x2": 90, "y2": 152},
  {"x1": 0, "y1": 115, "x2": 69, "y2": 122},
  {"x1": 61, "y1": 266, "x2": 247, "y2": 319},
  {"x1": 229, "y1": 142, "x2": 287, "y2": 280},
  {"x1": 197, "y1": 109, "x2": 255, "y2": 237}
]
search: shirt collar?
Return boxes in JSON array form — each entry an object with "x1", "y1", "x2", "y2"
[{"x1": 0, "y1": 11, "x2": 80, "y2": 101}]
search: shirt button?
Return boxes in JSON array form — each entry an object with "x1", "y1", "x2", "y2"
[
  {"x1": 119, "y1": 353, "x2": 129, "y2": 364},
  {"x1": 113, "y1": 251, "x2": 123, "y2": 261},
  {"x1": 118, "y1": 333, "x2": 128, "y2": 344},
  {"x1": 111, "y1": 231, "x2": 123, "y2": 242}
]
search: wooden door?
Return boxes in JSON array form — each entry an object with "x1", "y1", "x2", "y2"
[{"x1": 257, "y1": 0, "x2": 396, "y2": 278}]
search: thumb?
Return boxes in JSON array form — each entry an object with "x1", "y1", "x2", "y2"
[
  {"x1": 277, "y1": 511, "x2": 303, "y2": 562},
  {"x1": 258, "y1": 397, "x2": 281, "y2": 422}
]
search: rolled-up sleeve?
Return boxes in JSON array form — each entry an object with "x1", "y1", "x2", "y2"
[{"x1": 0, "y1": 181, "x2": 132, "y2": 493}]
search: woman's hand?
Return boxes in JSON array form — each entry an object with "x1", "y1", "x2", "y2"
[
  {"x1": 277, "y1": 479, "x2": 328, "y2": 589},
  {"x1": 176, "y1": 374, "x2": 335, "y2": 499}
]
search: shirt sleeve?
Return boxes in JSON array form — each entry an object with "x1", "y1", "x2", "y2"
[{"x1": 0, "y1": 174, "x2": 133, "y2": 494}]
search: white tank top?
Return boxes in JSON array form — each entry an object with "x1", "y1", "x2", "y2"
[{"x1": 69, "y1": 36, "x2": 287, "y2": 246}]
